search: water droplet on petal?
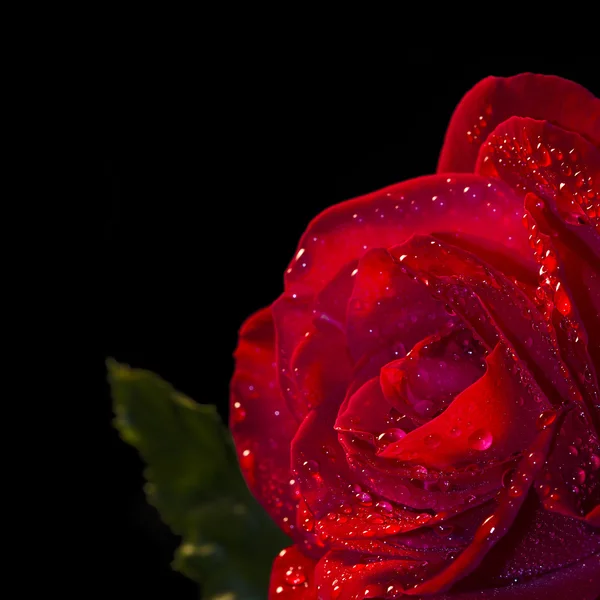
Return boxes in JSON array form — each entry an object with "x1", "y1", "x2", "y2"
[
  {"x1": 362, "y1": 584, "x2": 386, "y2": 598},
  {"x1": 554, "y1": 286, "x2": 571, "y2": 315},
  {"x1": 376, "y1": 500, "x2": 393, "y2": 513},
  {"x1": 468, "y1": 428, "x2": 493, "y2": 451},
  {"x1": 590, "y1": 454, "x2": 600, "y2": 470},
  {"x1": 573, "y1": 468, "x2": 586, "y2": 485},
  {"x1": 537, "y1": 409, "x2": 557, "y2": 430},
  {"x1": 284, "y1": 568, "x2": 306, "y2": 586},
  {"x1": 508, "y1": 484, "x2": 524, "y2": 497},
  {"x1": 377, "y1": 428, "x2": 406, "y2": 446},
  {"x1": 232, "y1": 401, "x2": 246, "y2": 424},
  {"x1": 356, "y1": 492, "x2": 373, "y2": 506},
  {"x1": 502, "y1": 468, "x2": 516, "y2": 488},
  {"x1": 302, "y1": 459, "x2": 320, "y2": 473}
]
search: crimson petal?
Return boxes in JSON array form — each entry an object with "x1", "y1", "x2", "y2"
[
  {"x1": 438, "y1": 73, "x2": 600, "y2": 173},
  {"x1": 314, "y1": 551, "x2": 600, "y2": 599},
  {"x1": 284, "y1": 174, "x2": 535, "y2": 297},
  {"x1": 346, "y1": 248, "x2": 455, "y2": 365},
  {"x1": 230, "y1": 307, "x2": 303, "y2": 542},
  {"x1": 269, "y1": 545, "x2": 318, "y2": 599},
  {"x1": 379, "y1": 327, "x2": 486, "y2": 428},
  {"x1": 388, "y1": 235, "x2": 579, "y2": 410},
  {"x1": 462, "y1": 492, "x2": 600, "y2": 588},
  {"x1": 379, "y1": 344, "x2": 553, "y2": 472}
]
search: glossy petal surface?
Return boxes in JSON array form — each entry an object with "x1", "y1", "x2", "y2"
[
  {"x1": 230, "y1": 308, "x2": 301, "y2": 540},
  {"x1": 438, "y1": 73, "x2": 600, "y2": 173},
  {"x1": 269, "y1": 545, "x2": 318, "y2": 599},
  {"x1": 230, "y1": 74, "x2": 600, "y2": 600}
]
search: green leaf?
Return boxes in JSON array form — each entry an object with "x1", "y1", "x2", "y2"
[{"x1": 107, "y1": 359, "x2": 290, "y2": 599}]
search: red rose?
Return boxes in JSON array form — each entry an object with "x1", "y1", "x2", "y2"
[{"x1": 230, "y1": 73, "x2": 600, "y2": 599}]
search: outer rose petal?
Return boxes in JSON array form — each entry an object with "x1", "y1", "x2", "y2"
[
  {"x1": 315, "y1": 554, "x2": 600, "y2": 599},
  {"x1": 269, "y1": 546, "x2": 318, "y2": 599},
  {"x1": 283, "y1": 174, "x2": 535, "y2": 296},
  {"x1": 230, "y1": 307, "x2": 302, "y2": 542},
  {"x1": 273, "y1": 261, "x2": 357, "y2": 422},
  {"x1": 437, "y1": 73, "x2": 600, "y2": 173},
  {"x1": 463, "y1": 493, "x2": 600, "y2": 587},
  {"x1": 476, "y1": 116, "x2": 600, "y2": 423}
]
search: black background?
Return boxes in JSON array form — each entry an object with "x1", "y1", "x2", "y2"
[{"x1": 102, "y1": 59, "x2": 599, "y2": 597}]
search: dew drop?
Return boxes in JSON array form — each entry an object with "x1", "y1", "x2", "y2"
[
  {"x1": 568, "y1": 445, "x2": 579, "y2": 457},
  {"x1": 411, "y1": 465, "x2": 429, "y2": 478},
  {"x1": 537, "y1": 409, "x2": 557, "y2": 430},
  {"x1": 502, "y1": 468, "x2": 516, "y2": 488},
  {"x1": 536, "y1": 143, "x2": 551, "y2": 166},
  {"x1": 302, "y1": 459, "x2": 320, "y2": 473},
  {"x1": 476, "y1": 513, "x2": 501, "y2": 541},
  {"x1": 573, "y1": 468, "x2": 586, "y2": 485},
  {"x1": 356, "y1": 491, "x2": 373, "y2": 506},
  {"x1": 508, "y1": 484, "x2": 524, "y2": 497},
  {"x1": 362, "y1": 584, "x2": 386, "y2": 598},
  {"x1": 376, "y1": 500, "x2": 393, "y2": 513},
  {"x1": 527, "y1": 451, "x2": 544, "y2": 466},
  {"x1": 366, "y1": 513, "x2": 384, "y2": 524},
  {"x1": 589, "y1": 454, "x2": 600, "y2": 470},
  {"x1": 377, "y1": 428, "x2": 406, "y2": 446},
  {"x1": 232, "y1": 401, "x2": 246, "y2": 424},
  {"x1": 284, "y1": 568, "x2": 306, "y2": 586},
  {"x1": 449, "y1": 426, "x2": 462, "y2": 438},
  {"x1": 554, "y1": 286, "x2": 571, "y2": 316},
  {"x1": 386, "y1": 584, "x2": 403, "y2": 599},
  {"x1": 468, "y1": 428, "x2": 493, "y2": 451}
]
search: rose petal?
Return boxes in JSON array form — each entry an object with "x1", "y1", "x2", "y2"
[
  {"x1": 273, "y1": 261, "x2": 359, "y2": 422},
  {"x1": 291, "y1": 383, "x2": 357, "y2": 520},
  {"x1": 290, "y1": 325, "x2": 353, "y2": 412},
  {"x1": 335, "y1": 370, "x2": 512, "y2": 514},
  {"x1": 292, "y1": 391, "x2": 431, "y2": 545},
  {"x1": 404, "y1": 426, "x2": 556, "y2": 595},
  {"x1": 269, "y1": 545, "x2": 318, "y2": 599},
  {"x1": 284, "y1": 174, "x2": 535, "y2": 296},
  {"x1": 462, "y1": 492, "x2": 600, "y2": 588},
  {"x1": 474, "y1": 116, "x2": 600, "y2": 486},
  {"x1": 346, "y1": 248, "x2": 455, "y2": 364},
  {"x1": 379, "y1": 326, "x2": 486, "y2": 428},
  {"x1": 314, "y1": 550, "x2": 439, "y2": 600},
  {"x1": 438, "y1": 73, "x2": 600, "y2": 173},
  {"x1": 389, "y1": 235, "x2": 579, "y2": 410},
  {"x1": 379, "y1": 344, "x2": 553, "y2": 475},
  {"x1": 230, "y1": 307, "x2": 303, "y2": 540},
  {"x1": 475, "y1": 114, "x2": 600, "y2": 433},
  {"x1": 537, "y1": 409, "x2": 600, "y2": 523},
  {"x1": 272, "y1": 294, "x2": 315, "y2": 421},
  {"x1": 314, "y1": 550, "x2": 600, "y2": 599}
]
